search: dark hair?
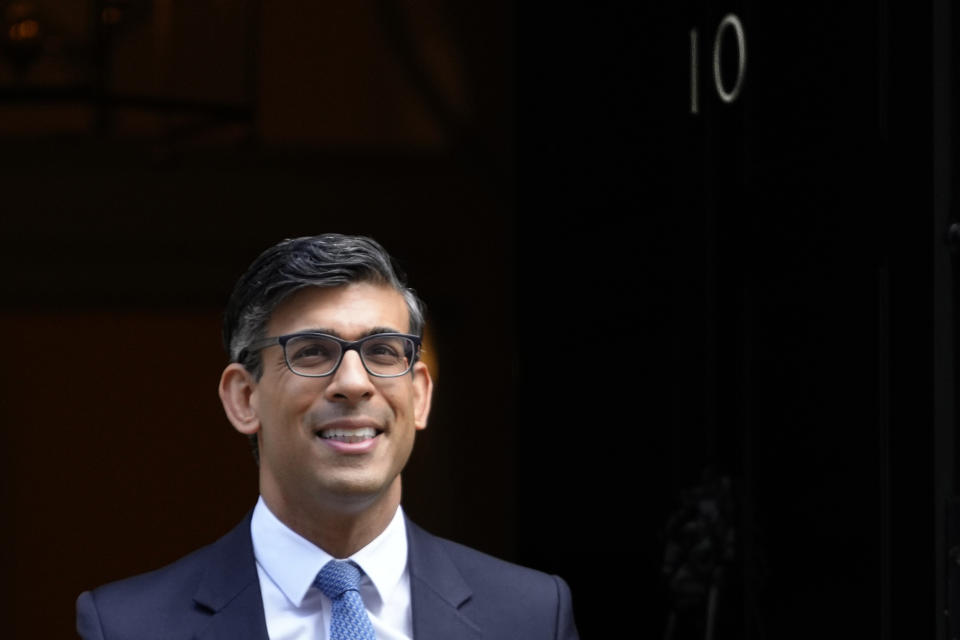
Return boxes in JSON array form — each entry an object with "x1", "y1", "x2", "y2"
[{"x1": 223, "y1": 234, "x2": 425, "y2": 380}]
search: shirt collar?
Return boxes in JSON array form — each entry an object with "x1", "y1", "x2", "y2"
[{"x1": 250, "y1": 496, "x2": 408, "y2": 608}]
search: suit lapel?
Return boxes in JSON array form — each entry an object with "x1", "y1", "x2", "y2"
[
  {"x1": 407, "y1": 520, "x2": 482, "y2": 640},
  {"x1": 192, "y1": 512, "x2": 271, "y2": 640},
  {"x1": 184, "y1": 513, "x2": 479, "y2": 640}
]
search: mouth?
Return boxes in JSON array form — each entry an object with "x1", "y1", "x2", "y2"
[{"x1": 316, "y1": 426, "x2": 382, "y2": 444}]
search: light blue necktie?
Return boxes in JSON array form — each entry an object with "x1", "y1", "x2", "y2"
[{"x1": 314, "y1": 560, "x2": 377, "y2": 640}]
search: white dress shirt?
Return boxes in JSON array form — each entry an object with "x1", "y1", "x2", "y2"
[{"x1": 251, "y1": 496, "x2": 413, "y2": 640}]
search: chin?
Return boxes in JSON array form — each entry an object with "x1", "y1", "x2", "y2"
[{"x1": 317, "y1": 473, "x2": 397, "y2": 504}]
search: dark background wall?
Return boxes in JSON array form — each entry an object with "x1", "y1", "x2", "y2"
[{"x1": 0, "y1": 1, "x2": 956, "y2": 639}]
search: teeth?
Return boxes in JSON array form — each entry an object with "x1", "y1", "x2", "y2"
[{"x1": 320, "y1": 427, "x2": 377, "y2": 442}]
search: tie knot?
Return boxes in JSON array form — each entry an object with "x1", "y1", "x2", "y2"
[{"x1": 314, "y1": 560, "x2": 364, "y2": 599}]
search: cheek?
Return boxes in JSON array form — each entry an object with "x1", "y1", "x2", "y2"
[
  {"x1": 255, "y1": 382, "x2": 313, "y2": 431},
  {"x1": 385, "y1": 386, "x2": 416, "y2": 418}
]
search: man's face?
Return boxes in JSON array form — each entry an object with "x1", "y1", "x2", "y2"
[{"x1": 245, "y1": 282, "x2": 432, "y2": 518}]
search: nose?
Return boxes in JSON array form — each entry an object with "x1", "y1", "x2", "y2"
[{"x1": 324, "y1": 349, "x2": 375, "y2": 402}]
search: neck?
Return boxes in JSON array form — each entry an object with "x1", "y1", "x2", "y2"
[{"x1": 261, "y1": 479, "x2": 402, "y2": 558}]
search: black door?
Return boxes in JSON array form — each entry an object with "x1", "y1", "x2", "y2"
[{"x1": 515, "y1": 2, "x2": 955, "y2": 638}]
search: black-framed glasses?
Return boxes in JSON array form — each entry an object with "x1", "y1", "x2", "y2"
[{"x1": 244, "y1": 332, "x2": 421, "y2": 378}]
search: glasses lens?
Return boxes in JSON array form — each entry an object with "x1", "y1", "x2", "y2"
[
  {"x1": 285, "y1": 334, "x2": 341, "y2": 376},
  {"x1": 360, "y1": 335, "x2": 415, "y2": 376}
]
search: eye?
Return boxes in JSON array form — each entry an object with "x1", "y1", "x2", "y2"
[
  {"x1": 362, "y1": 338, "x2": 403, "y2": 363},
  {"x1": 287, "y1": 337, "x2": 337, "y2": 363}
]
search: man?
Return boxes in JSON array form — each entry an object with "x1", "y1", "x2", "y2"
[{"x1": 76, "y1": 234, "x2": 579, "y2": 639}]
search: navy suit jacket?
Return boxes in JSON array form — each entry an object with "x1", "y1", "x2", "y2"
[{"x1": 76, "y1": 513, "x2": 579, "y2": 639}]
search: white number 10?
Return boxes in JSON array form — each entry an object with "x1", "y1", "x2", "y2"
[{"x1": 690, "y1": 14, "x2": 747, "y2": 114}]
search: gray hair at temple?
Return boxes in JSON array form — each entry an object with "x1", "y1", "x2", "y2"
[{"x1": 223, "y1": 233, "x2": 425, "y2": 380}]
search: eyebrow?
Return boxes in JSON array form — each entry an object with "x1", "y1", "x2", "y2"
[{"x1": 292, "y1": 326, "x2": 405, "y2": 339}]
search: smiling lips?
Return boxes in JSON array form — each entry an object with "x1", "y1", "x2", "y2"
[{"x1": 319, "y1": 426, "x2": 379, "y2": 443}]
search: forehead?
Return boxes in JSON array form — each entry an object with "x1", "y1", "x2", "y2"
[{"x1": 266, "y1": 282, "x2": 411, "y2": 337}]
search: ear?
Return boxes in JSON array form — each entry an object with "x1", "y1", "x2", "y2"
[
  {"x1": 219, "y1": 363, "x2": 261, "y2": 436},
  {"x1": 411, "y1": 361, "x2": 433, "y2": 431}
]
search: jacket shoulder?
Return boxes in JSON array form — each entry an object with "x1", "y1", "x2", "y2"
[
  {"x1": 86, "y1": 536, "x2": 218, "y2": 605},
  {"x1": 431, "y1": 533, "x2": 558, "y2": 586},
  {"x1": 408, "y1": 520, "x2": 560, "y2": 589},
  {"x1": 77, "y1": 514, "x2": 258, "y2": 639},
  {"x1": 406, "y1": 521, "x2": 579, "y2": 639}
]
